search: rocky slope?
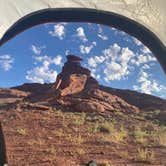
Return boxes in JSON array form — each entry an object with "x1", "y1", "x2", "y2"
[{"x1": 100, "y1": 86, "x2": 166, "y2": 112}]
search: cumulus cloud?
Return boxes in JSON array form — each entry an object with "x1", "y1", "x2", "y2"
[
  {"x1": 104, "y1": 61, "x2": 129, "y2": 81},
  {"x1": 97, "y1": 34, "x2": 108, "y2": 40},
  {"x1": 102, "y1": 43, "x2": 121, "y2": 60},
  {"x1": 102, "y1": 43, "x2": 135, "y2": 80},
  {"x1": 87, "y1": 43, "x2": 135, "y2": 81},
  {"x1": 131, "y1": 54, "x2": 156, "y2": 66},
  {"x1": 91, "y1": 68, "x2": 101, "y2": 80},
  {"x1": 97, "y1": 25, "x2": 108, "y2": 40},
  {"x1": 132, "y1": 37, "x2": 152, "y2": 55},
  {"x1": 119, "y1": 47, "x2": 135, "y2": 64},
  {"x1": 111, "y1": 27, "x2": 126, "y2": 36},
  {"x1": 0, "y1": 54, "x2": 14, "y2": 71},
  {"x1": 142, "y1": 64, "x2": 150, "y2": 69},
  {"x1": 30, "y1": 44, "x2": 45, "y2": 55},
  {"x1": 26, "y1": 66, "x2": 58, "y2": 84},
  {"x1": 34, "y1": 55, "x2": 62, "y2": 66},
  {"x1": 142, "y1": 46, "x2": 151, "y2": 54},
  {"x1": 133, "y1": 70, "x2": 166, "y2": 95},
  {"x1": 88, "y1": 55, "x2": 105, "y2": 68},
  {"x1": 76, "y1": 27, "x2": 88, "y2": 42},
  {"x1": 49, "y1": 23, "x2": 66, "y2": 40},
  {"x1": 132, "y1": 37, "x2": 142, "y2": 46},
  {"x1": 80, "y1": 42, "x2": 96, "y2": 54},
  {"x1": 88, "y1": 41, "x2": 156, "y2": 83},
  {"x1": 53, "y1": 55, "x2": 63, "y2": 65},
  {"x1": 26, "y1": 55, "x2": 62, "y2": 83}
]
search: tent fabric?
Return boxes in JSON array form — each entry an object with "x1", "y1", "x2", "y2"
[{"x1": 0, "y1": 0, "x2": 166, "y2": 47}]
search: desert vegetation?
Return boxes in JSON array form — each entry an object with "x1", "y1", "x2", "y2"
[{"x1": 1, "y1": 105, "x2": 166, "y2": 165}]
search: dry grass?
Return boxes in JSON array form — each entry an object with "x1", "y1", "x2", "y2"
[
  {"x1": 102, "y1": 161, "x2": 113, "y2": 166},
  {"x1": 119, "y1": 150, "x2": 129, "y2": 159},
  {"x1": 46, "y1": 145, "x2": 57, "y2": 155},
  {"x1": 136, "y1": 148, "x2": 155, "y2": 163},
  {"x1": 154, "y1": 127, "x2": 166, "y2": 146},
  {"x1": 133, "y1": 127, "x2": 148, "y2": 145},
  {"x1": 27, "y1": 138, "x2": 45, "y2": 146},
  {"x1": 65, "y1": 133, "x2": 84, "y2": 144},
  {"x1": 16, "y1": 128, "x2": 27, "y2": 136},
  {"x1": 75, "y1": 148, "x2": 85, "y2": 155},
  {"x1": 158, "y1": 132, "x2": 166, "y2": 146},
  {"x1": 99, "y1": 122, "x2": 115, "y2": 134},
  {"x1": 100, "y1": 125, "x2": 128, "y2": 144},
  {"x1": 74, "y1": 134, "x2": 84, "y2": 144},
  {"x1": 54, "y1": 129, "x2": 63, "y2": 137},
  {"x1": 89, "y1": 121, "x2": 99, "y2": 133},
  {"x1": 73, "y1": 114, "x2": 85, "y2": 125}
]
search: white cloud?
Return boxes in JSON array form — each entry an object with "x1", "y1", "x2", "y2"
[
  {"x1": 132, "y1": 37, "x2": 152, "y2": 55},
  {"x1": 97, "y1": 25, "x2": 108, "y2": 40},
  {"x1": 131, "y1": 54, "x2": 156, "y2": 66},
  {"x1": 88, "y1": 55, "x2": 105, "y2": 68},
  {"x1": 26, "y1": 66, "x2": 58, "y2": 84},
  {"x1": 90, "y1": 68, "x2": 101, "y2": 80},
  {"x1": 52, "y1": 55, "x2": 62, "y2": 65},
  {"x1": 133, "y1": 85, "x2": 139, "y2": 91},
  {"x1": 76, "y1": 27, "x2": 88, "y2": 42},
  {"x1": 102, "y1": 43, "x2": 121, "y2": 60},
  {"x1": 26, "y1": 55, "x2": 62, "y2": 83},
  {"x1": 80, "y1": 41, "x2": 96, "y2": 54},
  {"x1": 104, "y1": 61, "x2": 129, "y2": 80},
  {"x1": 97, "y1": 25, "x2": 103, "y2": 33},
  {"x1": 101, "y1": 43, "x2": 165, "y2": 96},
  {"x1": 111, "y1": 27, "x2": 126, "y2": 36},
  {"x1": 133, "y1": 70, "x2": 166, "y2": 95},
  {"x1": 133, "y1": 37, "x2": 142, "y2": 46},
  {"x1": 97, "y1": 34, "x2": 108, "y2": 40},
  {"x1": 142, "y1": 46, "x2": 151, "y2": 54},
  {"x1": 142, "y1": 64, "x2": 150, "y2": 69},
  {"x1": 31, "y1": 45, "x2": 41, "y2": 55},
  {"x1": 132, "y1": 36, "x2": 153, "y2": 57},
  {"x1": 49, "y1": 23, "x2": 66, "y2": 40},
  {"x1": 65, "y1": 50, "x2": 70, "y2": 55},
  {"x1": 0, "y1": 54, "x2": 14, "y2": 71},
  {"x1": 119, "y1": 47, "x2": 135, "y2": 64},
  {"x1": 34, "y1": 55, "x2": 62, "y2": 66},
  {"x1": 30, "y1": 44, "x2": 45, "y2": 55},
  {"x1": 102, "y1": 43, "x2": 135, "y2": 80}
]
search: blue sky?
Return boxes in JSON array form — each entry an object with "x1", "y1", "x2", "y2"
[{"x1": 0, "y1": 22, "x2": 166, "y2": 99}]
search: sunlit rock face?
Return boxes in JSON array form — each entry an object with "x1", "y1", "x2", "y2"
[{"x1": 54, "y1": 55, "x2": 99, "y2": 96}]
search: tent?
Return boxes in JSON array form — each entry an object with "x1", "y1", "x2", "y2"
[{"x1": 0, "y1": 0, "x2": 166, "y2": 73}]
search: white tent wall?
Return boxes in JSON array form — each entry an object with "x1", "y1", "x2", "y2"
[{"x1": 0, "y1": 0, "x2": 166, "y2": 47}]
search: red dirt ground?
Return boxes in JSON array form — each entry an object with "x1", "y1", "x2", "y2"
[{"x1": 0, "y1": 101, "x2": 166, "y2": 166}]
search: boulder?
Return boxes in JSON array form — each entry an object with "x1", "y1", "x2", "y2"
[{"x1": 75, "y1": 100, "x2": 105, "y2": 113}]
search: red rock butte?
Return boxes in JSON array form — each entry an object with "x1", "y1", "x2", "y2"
[
  {"x1": 53, "y1": 55, "x2": 98, "y2": 96},
  {"x1": 66, "y1": 55, "x2": 83, "y2": 62}
]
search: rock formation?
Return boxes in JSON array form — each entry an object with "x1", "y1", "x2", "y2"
[
  {"x1": 53, "y1": 55, "x2": 98, "y2": 96},
  {"x1": 49, "y1": 55, "x2": 140, "y2": 113},
  {"x1": 10, "y1": 54, "x2": 166, "y2": 114}
]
